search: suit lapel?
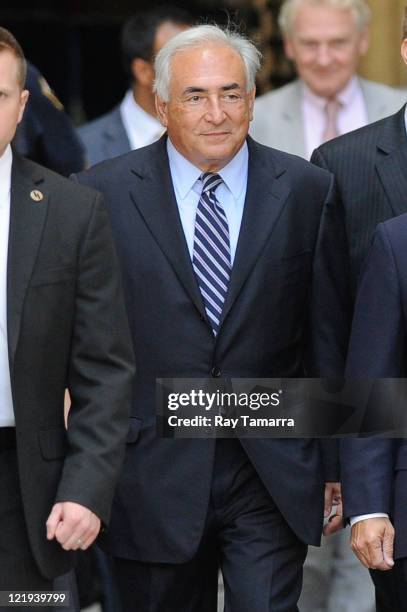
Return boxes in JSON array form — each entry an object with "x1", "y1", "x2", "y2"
[
  {"x1": 375, "y1": 107, "x2": 407, "y2": 218},
  {"x1": 361, "y1": 78, "x2": 389, "y2": 123},
  {"x1": 7, "y1": 153, "x2": 48, "y2": 367},
  {"x1": 219, "y1": 138, "x2": 291, "y2": 327},
  {"x1": 281, "y1": 81, "x2": 306, "y2": 158},
  {"x1": 103, "y1": 107, "x2": 131, "y2": 157},
  {"x1": 128, "y1": 139, "x2": 207, "y2": 321},
  {"x1": 128, "y1": 138, "x2": 291, "y2": 331}
]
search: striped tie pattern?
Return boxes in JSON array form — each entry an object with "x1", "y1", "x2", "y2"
[{"x1": 193, "y1": 172, "x2": 231, "y2": 335}]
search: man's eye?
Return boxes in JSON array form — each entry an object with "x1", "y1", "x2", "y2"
[
  {"x1": 302, "y1": 41, "x2": 317, "y2": 50},
  {"x1": 331, "y1": 39, "x2": 348, "y2": 47},
  {"x1": 187, "y1": 95, "x2": 202, "y2": 103},
  {"x1": 224, "y1": 94, "x2": 240, "y2": 101}
]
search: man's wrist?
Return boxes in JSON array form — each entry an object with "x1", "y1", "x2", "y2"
[{"x1": 350, "y1": 513, "x2": 389, "y2": 527}]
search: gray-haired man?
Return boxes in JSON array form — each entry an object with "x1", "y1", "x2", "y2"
[
  {"x1": 74, "y1": 24, "x2": 348, "y2": 611},
  {"x1": 251, "y1": 0, "x2": 405, "y2": 159}
]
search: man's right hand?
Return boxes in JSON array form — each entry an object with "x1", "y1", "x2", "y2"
[{"x1": 351, "y1": 517, "x2": 395, "y2": 571}]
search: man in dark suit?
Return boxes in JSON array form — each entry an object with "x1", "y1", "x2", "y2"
[
  {"x1": 311, "y1": 11, "x2": 407, "y2": 611},
  {"x1": 75, "y1": 24, "x2": 349, "y2": 611},
  {"x1": 78, "y1": 6, "x2": 192, "y2": 166},
  {"x1": 0, "y1": 27, "x2": 134, "y2": 599},
  {"x1": 340, "y1": 215, "x2": 407, "y2": 610}
]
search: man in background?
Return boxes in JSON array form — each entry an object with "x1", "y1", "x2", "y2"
[
  {"x1": 14, "y1": 62, "x2": 86, "y2": 175},
  {"x1": 78, "y1": 5, "x2": 192, "y2": 166},
  {"x1": 251, "y1": 0, "x2": 405, "y2": 159}
]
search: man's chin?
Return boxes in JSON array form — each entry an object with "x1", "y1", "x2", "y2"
[
  {"x1": 306, "y1": 79, "x2": 349, "y2": 100},
  {"x1": 198, "y1": 145, "x2": 238, "y2": 169}
]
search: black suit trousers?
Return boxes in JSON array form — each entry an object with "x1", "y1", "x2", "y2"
[
  {"x1": 370, "y1": 560, "x2": 407, "y2": 612},
  {"x1": 0, "y1": 445, "x2": 52, "y2": 611},
  {"x1": 113, "y1": 439, "x2": 307, "y2": 612}
]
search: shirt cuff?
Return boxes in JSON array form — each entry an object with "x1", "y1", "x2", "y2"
[{"x1": 350, "y1": 513, "x2": 389, "y2": 527}]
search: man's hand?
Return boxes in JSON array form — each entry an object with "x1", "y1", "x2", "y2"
[
  {"x1": 46, "y1": 502, "x2": 101, "y2": 551},
  {"x1": 323, "y1": 482, "x2": 343, "y2": 535},
  {"x1": 351, "y1": 517, "x2": 394, "y2": 570}
]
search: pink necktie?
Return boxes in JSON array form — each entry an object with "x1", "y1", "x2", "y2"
[{"x1": 322, "y1": 99, "x2": 342, "y2": 143}]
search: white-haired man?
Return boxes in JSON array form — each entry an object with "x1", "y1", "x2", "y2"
[
  {"x1": 251, "y1": 0, "x2": 406, "y2": 159},
  {"x1": 74, "y1": 24, "x2": 348, "y2": 611}
]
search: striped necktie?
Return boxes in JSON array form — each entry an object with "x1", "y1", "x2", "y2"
[{"x1": 192, "y1": 172, "x2": 231, "y2": 335}]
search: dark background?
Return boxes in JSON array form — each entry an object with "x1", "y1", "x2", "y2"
[{"x1": 1, "y1": 1, "x2": 294, "y2": 123}]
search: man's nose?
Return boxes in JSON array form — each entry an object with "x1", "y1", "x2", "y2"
[
  {"x1": 315, "y1": 44, "x2": 333, "y2": 66},
  {"x1": 204, "y1": 97, "x2": 226, "y2": 123}
]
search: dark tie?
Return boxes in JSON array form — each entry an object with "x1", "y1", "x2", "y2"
[{"x1": 192, "y1": 172, "x2": 231, "y2": 335}]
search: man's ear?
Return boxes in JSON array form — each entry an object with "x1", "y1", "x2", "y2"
[
  {"x1": 358, "y1": 26, "x2": 370, "y2": 57},
  {"x1": 401, "y1": 38, "x2": 407, "y2": 67},
  {"x1": 248, "y1": 87, "x2": 256, "y2": 122},
  {"x1": 155, "y1": 94, "x2": 168, "y2": 127},
  {"x1": 130, "y1": 58, "x2": 154, "y2": 88},
  {"x1": 18, "y1": 89, "x2": 29, "y2": 124}
]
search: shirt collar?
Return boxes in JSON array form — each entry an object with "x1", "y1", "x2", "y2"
[
  {"x1": 167, "y1": 137, "x2": 248, "y2": 200},
  {"x1": 120, "y1": 89, "x2": 162, "y2": 137},
  {"x1": 302, "y1": 75, "x2": 360, "y2": 109},
  {"x1": 0, "y1": 144, "x2": 12, "y2": 206}
]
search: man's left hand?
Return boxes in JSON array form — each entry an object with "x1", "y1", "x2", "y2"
[
  {"x1": 323, "y1": 482, "x2": 343, "y2": 535},
  {"x1": 46, "y1": 502, "x2": 101, "y2": 550}
]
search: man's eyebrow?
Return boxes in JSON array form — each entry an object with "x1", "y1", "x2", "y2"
[
  {"x1": 183, "y1": 87, "x2": 208, "y2": 95},
  {"x1": 182, "y1": 83, "x2": 243, "y2": 96},
  {"x1": 221, "y1": 83, "x2": 241, "y2": 91}
]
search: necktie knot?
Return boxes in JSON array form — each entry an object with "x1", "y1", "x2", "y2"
[{"x1": 201, "y1": 172, "x2": 223, "y2": 195}]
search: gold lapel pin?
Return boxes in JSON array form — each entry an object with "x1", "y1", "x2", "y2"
[{"x1": 30, "y1": 189, "x2": 44, "y2": 202}]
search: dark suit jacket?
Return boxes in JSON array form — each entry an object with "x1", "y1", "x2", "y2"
[
  {"x1": 9, "y1": 153, "x2": 134, "y2": 579},
  {"x1": 340, "y1": 215, "x2": 407, "y2": 559},
  {"x1": 77, "y1": 105, "x2": 131, "y2": 167},
  {"x1": 311, "y1": 104, "x2": 407, "y2": 296},
  {"x1": 75, "y1": 136, "x2": 350, "y2": 563}
]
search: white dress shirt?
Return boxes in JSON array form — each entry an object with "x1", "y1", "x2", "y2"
[
  {"x1": 302, "y1": 77, "x2": 368, "y2": 160},
  {"x1": 166, "y1": 138, "x2": 248, "y2": 265},
  {"x1": 0, "y1": 144, "x2": 15, "y2": 427},
  {"x1": 120, "y1": 89, "x2": 164, "y2": 150}
]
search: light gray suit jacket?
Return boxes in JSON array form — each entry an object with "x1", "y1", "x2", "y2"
[
  {"x1": 77, "y1": 105, "x2": 131, "y2": 167},
  {"x1": 250, "y1": 78, "x2": 406, "y2": 158}
]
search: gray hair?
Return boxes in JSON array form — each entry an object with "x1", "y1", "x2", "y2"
[
  {"x1": 279, "y1": 0, "x2": 371, "y2": 35},
  {"x1": 154, "y1": 24, "x2": 261, "y2": 101}
]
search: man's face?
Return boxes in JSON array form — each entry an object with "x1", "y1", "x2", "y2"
[
  {"x1": 156, "y1": 44, "x2": 255, "y2": 172},
  {"x1": 0, "y1": 50, "x2": 28, "y2": 157},
  {"x1": 284, "y1": 2, "x2": 369, "y2": 99}
]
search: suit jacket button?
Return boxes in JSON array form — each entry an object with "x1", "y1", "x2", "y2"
[{"x1": 211, "y1": 366, "x2": 221, "y2": 378}]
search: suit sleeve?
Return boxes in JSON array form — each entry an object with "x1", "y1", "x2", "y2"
[
  {"x1": 341, "y1": 224, "x2": 403, "y2": 519},
  {"x1": 308, "y1": 173, "x2": 352, "y2": 377},
  {"x1": 55, "y1": 192, "x2": 135, "y2": 524},
  {"x1": 307, "y1": 172, "x2": 352, "y2": 481}
]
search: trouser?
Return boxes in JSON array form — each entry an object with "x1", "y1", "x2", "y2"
[{"x1": 114, "y1": 438, "x2": 307, "y2": 612}]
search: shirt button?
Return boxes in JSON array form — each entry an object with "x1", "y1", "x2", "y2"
[{"x1": 211, "y1": 366, "x2": 221, "y2": 378}]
